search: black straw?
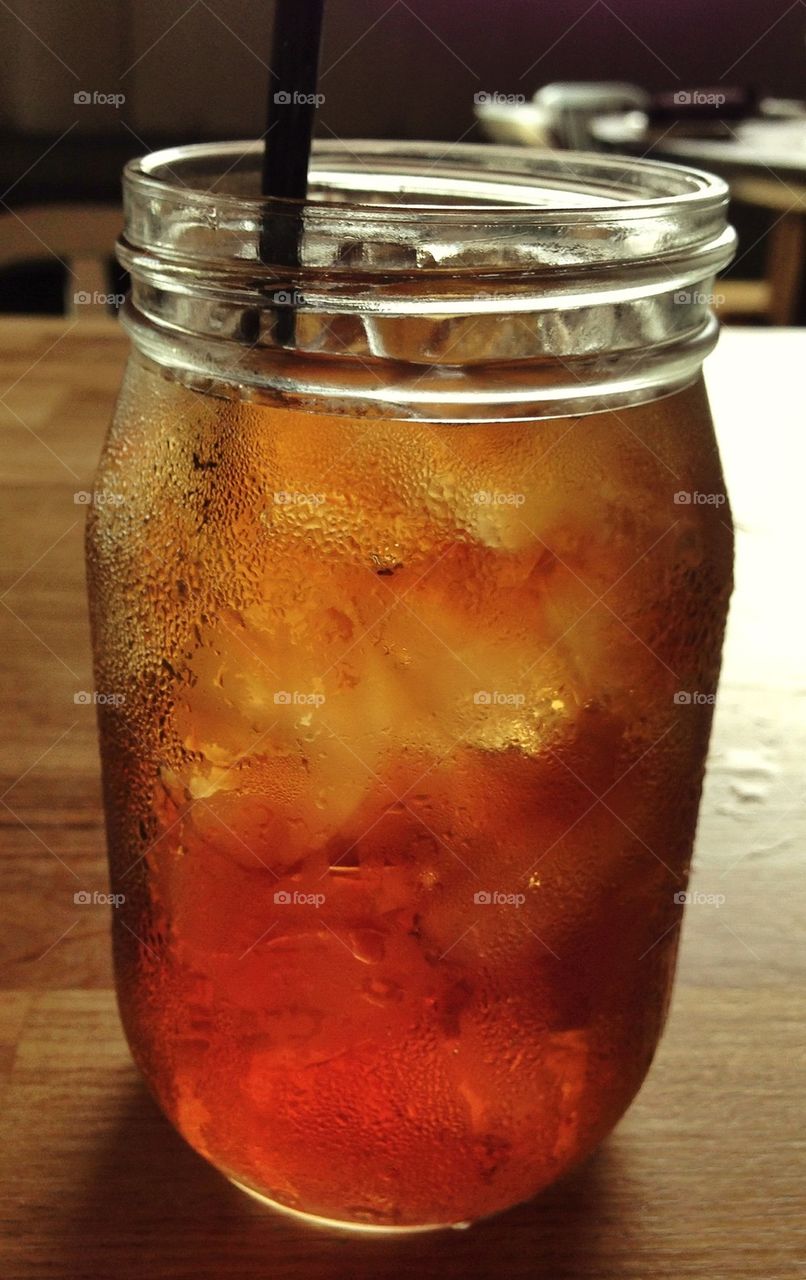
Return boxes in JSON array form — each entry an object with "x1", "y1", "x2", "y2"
[
  {"x1": 263, "y1": 0, "x2": 326, "y2": 204},
  {"x1": 258, "y1": 0, "x2": 326, "y2": 344}
]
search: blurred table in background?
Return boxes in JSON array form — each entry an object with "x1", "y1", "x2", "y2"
[
  {"x1": 592, "y1": 114, "x2": 806, "y2": 181},
  {"x1": 593, "y1": 114, "x2": 806, "y2": 325},
  {"x1": 0, "y1": 319, "x2": 804, "y2": 1279}
]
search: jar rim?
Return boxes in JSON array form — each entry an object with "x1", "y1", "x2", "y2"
[
  {"x1": 124, "y1": 138, "x2": 729, "y2": 222},
  {"x1": 118, "y1": 140, "x2": 734, "y2": 419}
]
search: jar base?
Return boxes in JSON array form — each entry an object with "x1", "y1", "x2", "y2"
[{"x1": 227, "y1": 1176, "x2": 472, "y2": 1235}]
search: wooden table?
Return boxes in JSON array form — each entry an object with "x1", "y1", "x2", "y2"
[{"x1": 1, "y1": 318, "x2": 804, "y2": 1279}]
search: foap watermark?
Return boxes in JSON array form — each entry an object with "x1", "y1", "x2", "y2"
[
  {"x1": 674, "y1": 690, "x2": 716, "y2": 706},
  {"x1": 673, "y1": 89, "x2": 726, "y2": 107},
  {"x1": 74, "y1": 690, "x2": 126, "y2": 707},
  {"x1": 274, "y1": 90, "x2": 325, "y2": 107},
  {"x1": 74, "y1": 290, "x2": 126, "y2": 309},
  {"x1": 74, "y1": 889, "x2": 125, "y2": 907},
  {"x1": 473, "y1": 889, "x2": 526, "y2": 908},
  {"x1": 271, "y1": 288, "x2": 307, "y2": 307},
  {"x1": 474, "y1": 91, "x2": 527, "y2": 106},
  {"x1": 74, "y1": 90, "x2": 126, "y2": 108},
  {"x1": 274, "y1": 889, "x2": 325, "y2": 907},
  {"x1": 74, "y1": 490, "x2": 124, "y2": 506},
  {"x1": 674, "y1": 889, "x2": 726, "y2": 908},
  {"x1": 674, "y1": 490, "x2": 726, "y2": 506},
  {"x1": 274, "y1": 690, "x2": 325, "y2": 707},
  {"x1": 473, "y1": 490, "x2": 525, "y2": 507},
  {"x1": 273, "y1": 491, "x2": 325, "y2": 507},
  {"x1": 474, "y1": 690, "x2": 526, "y2": 707},
  {"x1": 673, "y1": 290, "x2": 726, "y2": 307}
]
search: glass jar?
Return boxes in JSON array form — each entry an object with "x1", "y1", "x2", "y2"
[{"x1": 87, "y1": 141, "x2": 735, "y2": 1232}]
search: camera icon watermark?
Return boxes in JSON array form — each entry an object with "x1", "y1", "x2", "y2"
[
  {"x1": 74, "y1": 90, "x2": 126, "y2": 109},
  {"x1": 74, "y1": 690, "x2": 126, "y2": 706},
  {"x1": 474, "y1": 90, "x2": 527, "y2": 106},
  {"x1": 472, "y1": 490, "x2": 525, "y2": 507},
  {"x1": 473, "y1": 690, "x2": 526, "y2": 707},
  {"x1": 273, "y1": 490, "x2": 325, "y2": 507},
  {"x1": 74, "y1": 490, "x2": 124, "y2": 506},
  {"x1": 273, "y1": 90, "x2": 325, "y2": 107},
  {"x1": 673, "y1": 490, "x2": 726, "y2": 506},
  {"x1": 673, "y1": 90, "x2": 726, "y2": 108},
  {"x1": 473, "y1": 889, "x2": 526, "y2": 907},
  {"x1": 674, "y1": 889, "x2": 725, "y2": 907},
  {"x1": 273, "y1": 690, "x2": 326, "y2": 707},
  {"x1": 74, "y1": 889, "x2": 125, "y2": 907},
  {"x1": 673, "y1": 690, "x2": 716, "y2": 705},
  {"x1": 273, "y1": 889, "x2": 325, "y2": 907},
  {"x1": 73, "y1": 290, "x2": 126, "y2": 308},
  {"x1": 673, "y1": 290, "x2": 726, "y2": 307},
  {"x1": 271, "y1": 288, "x2": 307, "y2": 308}
]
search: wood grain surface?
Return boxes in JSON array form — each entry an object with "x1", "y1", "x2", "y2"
[{"x1": 0, "y1": 318, "x2": 804, "y2": 1279}]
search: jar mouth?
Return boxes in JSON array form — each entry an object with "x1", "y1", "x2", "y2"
[
  {"x1": 122, "y1": 139, "x2": 732, "y2": 275},
  {"x1": 128, "y1": 138, "x2": 727, "y2": 213},
  {"x1": 118, "y1": 140, "x2": 735, "y2": 420}
]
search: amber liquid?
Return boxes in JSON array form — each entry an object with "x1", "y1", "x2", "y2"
[{"x1": 87, "y1": 358, "x2": 732, "y2": 1228}]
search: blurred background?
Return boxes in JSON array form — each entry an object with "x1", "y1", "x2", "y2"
[{"x1": 1, "y1": 0, "x2": 805, "y2": 321}]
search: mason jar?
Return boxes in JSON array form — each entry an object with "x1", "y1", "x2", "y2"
[{"x1": 87, "y1": 141, "x2": 735, "y2": 1231}]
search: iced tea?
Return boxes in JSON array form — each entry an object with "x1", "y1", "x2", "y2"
[{"x1": 87, "y1": 354, "x2": 732, "y2": 1227}]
